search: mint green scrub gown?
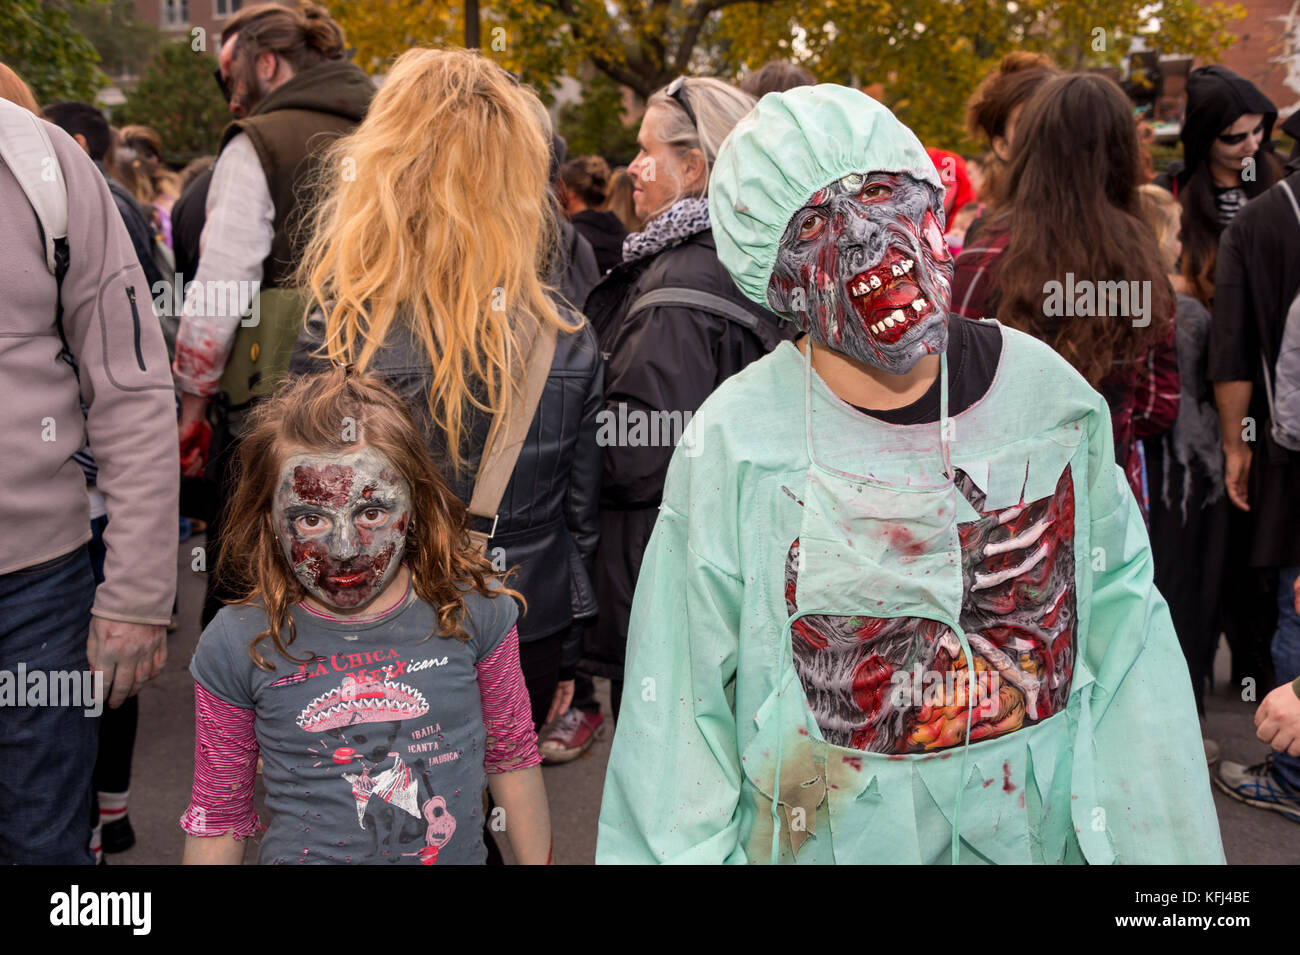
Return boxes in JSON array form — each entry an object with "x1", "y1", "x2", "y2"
[{"x1": 595, "y1": 327, "x2": 1225, "y2": 864}]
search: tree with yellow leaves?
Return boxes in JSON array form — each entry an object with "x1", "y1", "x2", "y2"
[{"x1": 327, "y1": 0, "x2": 1245, "y2": 148}]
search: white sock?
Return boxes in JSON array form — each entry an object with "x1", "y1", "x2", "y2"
[{"x1": 98, "y1": 789, "x2": 129, "y2": 822}]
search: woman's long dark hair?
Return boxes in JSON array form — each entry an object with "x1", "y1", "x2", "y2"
[{"x1": 989, "y1": 72, "x2": 1173, "y2": 389}]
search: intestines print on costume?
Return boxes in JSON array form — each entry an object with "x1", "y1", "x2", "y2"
[{"x1": 786, "y1": 467, "x2": 1077, "y2": 753}]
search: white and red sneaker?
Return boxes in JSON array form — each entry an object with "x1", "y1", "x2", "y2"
[{"x1": 540, "y1": 708, "x2": 605, "y2": 764}]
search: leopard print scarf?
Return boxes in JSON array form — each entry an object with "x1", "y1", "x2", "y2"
[{"x1": 621, "y1": 196, "x2": 711, "y2": 264}]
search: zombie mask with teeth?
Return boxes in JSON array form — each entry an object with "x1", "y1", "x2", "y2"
[
  {"x1": 273, "y1": 447, "x2": 412, "y2": 612},
  {"x1": 766, "y1": 170, "x2": 953, "y2": 374}
]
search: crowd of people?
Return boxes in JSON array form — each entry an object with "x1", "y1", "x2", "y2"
[{"x1": 1, "y1": 0, "x2": 1298, "y2": 865}]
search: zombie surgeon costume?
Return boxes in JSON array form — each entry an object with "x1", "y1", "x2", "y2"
[{"x1": 595, "y1": 85, "x2": 1224, "y2": 864}]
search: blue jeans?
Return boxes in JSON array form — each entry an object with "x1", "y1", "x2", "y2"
[
  {"x1": 0, "y1": 545, "x2": 98, "y2": 864},
  {"x1": 1274, "y1": 565, "x2": 1300, "y2": 790}
]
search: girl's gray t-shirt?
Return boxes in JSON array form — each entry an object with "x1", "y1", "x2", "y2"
[{"x1": 191, "y1": 590, "x2": 517, "y2": 865}]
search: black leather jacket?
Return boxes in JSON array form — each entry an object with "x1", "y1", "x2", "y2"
[
  {"x1": 581, "y1": 228, "x2": 792, "y2": 679},
  {"x1": 291, "y1": 304, "x2": 603, "y2": 660}
]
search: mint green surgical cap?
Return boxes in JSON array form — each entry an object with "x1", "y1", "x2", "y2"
[{"x1": 709, "y1": 84, "x2": 941, "y2": 308}]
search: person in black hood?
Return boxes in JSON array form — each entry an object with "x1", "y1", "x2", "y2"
[
  {"x1": 1208, "y1": 108, "x2": 1300, "y2": 820},
  {"x1": 1152, "y1": 67, "x2": 1286, "y2": 719},
  {"x1": 1154, "y1": 65, "x2": 1282, "y2": 306},
  {"x1": 559, "y1": 155, "x2": 628, "y2": 274}
]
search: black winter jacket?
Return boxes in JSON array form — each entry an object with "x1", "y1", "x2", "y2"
[
  {"x1": 571, "y1": 209, "x2": 627, "y2": 275},
  {"x1": 554, "y1": 219, "x2": 600, "y2": 316},
  {"x1": 172, "y1": 166, "x2": 212, "y2": 284},
  {"x1": 581, "y1": 227, "x2": 792, "y2": 679},
  {"x1": 290, "y1": 304, "x2": 603, "y2": 665}
]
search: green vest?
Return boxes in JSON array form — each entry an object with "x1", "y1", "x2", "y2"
[{"x1": 216, "y1": 60, "x2": 373, "y2": 408}]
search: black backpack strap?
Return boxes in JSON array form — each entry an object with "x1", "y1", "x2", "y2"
[
  {"x1": 626, "y1": 287, "x2": 761, "y2": 332},
  {"x1": 52, "y1": 235, "x2": 77, "y2": 378}
]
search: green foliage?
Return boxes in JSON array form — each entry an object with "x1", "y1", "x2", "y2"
[
  {"x1": 715, "y1": 0, "x2": 1247, "y2": 152},
  {"x1": 331, "y1": 0, "x2": 1247, "y2": 155},
  {"x1": 0, "y1": 0, "x2": 105, "y2": 105},
  {"x1": 1149, "y1": 141, "x2": 1182, "y2": 173},
  {"x1": 64, "y1": 0, "x2": 162, "y2": 79},
  {"x1": 114, "y1": 42, "x2": 231, "y2": 164},
  {"x1": 557, "y1": 72, "x2": 641, "y2": 163}
]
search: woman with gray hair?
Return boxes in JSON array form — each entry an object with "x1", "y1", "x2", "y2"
[{"x1": 541, "y1": 76, "x2": 793, "y2": 762}]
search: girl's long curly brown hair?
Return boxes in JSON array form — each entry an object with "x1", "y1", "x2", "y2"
[
  {"x1": 217, "y1": 369, "x2": 520, "y2": 670},
  {"x1": 986, "y1": 73, "x2": 1173, "y2": 389}
]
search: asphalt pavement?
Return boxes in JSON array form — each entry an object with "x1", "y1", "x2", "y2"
[{"x1": 103, "y1": 536, "x2": 1295, "y2": 864}]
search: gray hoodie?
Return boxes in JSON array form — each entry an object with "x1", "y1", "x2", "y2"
[{"x1": 0, "y1": 116, "x2": 178, "y2": 625}]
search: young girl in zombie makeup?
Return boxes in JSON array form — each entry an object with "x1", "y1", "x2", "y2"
[
  {"x1": 596, "y1": 85, "x2": 1223, "y2": 864},
  {"x1": 180, "y1": 370, "x2": 551, "y2": 864},
  {"x1": 291, "y1": 50, "x2": 602, "y2": 777}
]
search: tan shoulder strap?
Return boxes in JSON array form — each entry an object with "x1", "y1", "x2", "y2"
[{"x1": 467, "y1": 322, "x2": 559, "y2": 546}]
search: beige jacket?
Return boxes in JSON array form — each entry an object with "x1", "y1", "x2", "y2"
[{"x1": 0, "y1": 118, "x2": 178, "y2": 625}]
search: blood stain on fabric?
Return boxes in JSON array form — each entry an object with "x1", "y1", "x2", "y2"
[{"x1": 1002, "y1": 761, "x2": 1016, "y2": 793}]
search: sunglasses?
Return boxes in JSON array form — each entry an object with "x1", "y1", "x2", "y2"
[
  {"x1": 1217, "y1": 122, "x2": 1264, "y2": 146},
  {"x1": 213, "y1": 65, "x2": 232, "y2": 103},
  {"x1": 666, "y1": 76, "x2": 698, "y2": 131}
]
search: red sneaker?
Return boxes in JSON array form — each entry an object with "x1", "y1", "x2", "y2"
[{"x1": 540, "y1": 708, "x2": 605, "y2": 764}]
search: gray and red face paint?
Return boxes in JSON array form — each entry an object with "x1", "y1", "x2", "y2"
[
  {"x1": 766, "y1": 171, "x2": 954, "y2": 375},
  {"x1": 273, "y1": 448, "x2": 412, "y2": 612}
]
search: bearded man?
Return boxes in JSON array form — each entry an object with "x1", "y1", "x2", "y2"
[{"x1": 595, "y1": 85, "x2": 1222, "y2": 864}]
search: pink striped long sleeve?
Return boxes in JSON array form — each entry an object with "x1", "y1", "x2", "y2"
[
  {"x1": 476, "y1": 625, "x2": 542, "y2": 774},
  {"x1": 179, "y1": 681, "x2": 263, "y2": 839}
]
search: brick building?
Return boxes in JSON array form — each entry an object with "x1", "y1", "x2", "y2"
[
  {"x1": 131, "y1": 0, "x2": 267, "y2": 55},
  {"x1": 1200, "y1": 0, "x2": 1300, "y2": 117}
]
